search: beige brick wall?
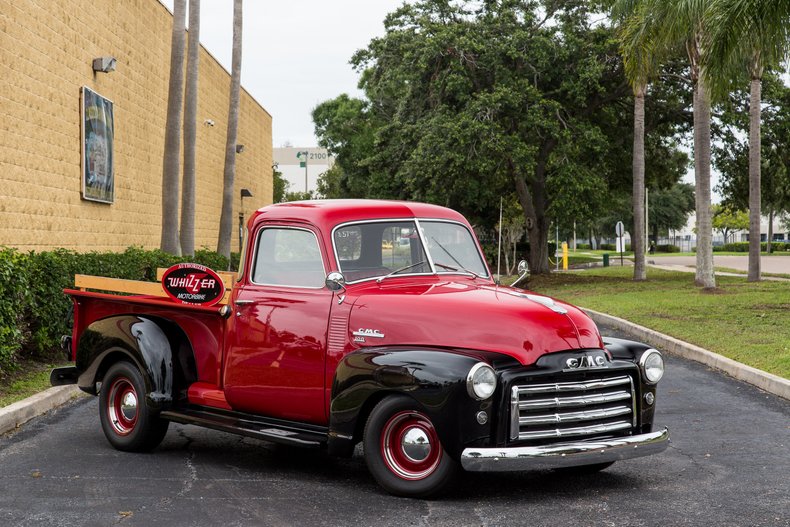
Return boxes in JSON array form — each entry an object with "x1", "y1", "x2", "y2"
[{"x1": 0, "y1": 0, "x2": 272, "y2": 253}]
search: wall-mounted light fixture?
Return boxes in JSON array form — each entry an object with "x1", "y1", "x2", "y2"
[
  {"x1": 92, "y1": 56, "x2": 117, "y2": 73},
  {"x1": 236, "y1": 144, "x2": 245, "y2": 154},
  {"x1": 239, "y1": 188, "x2": 254, "y2": 252},
  {"x1": 204, "y1": 119, "x2": 215, "y2": 127}
]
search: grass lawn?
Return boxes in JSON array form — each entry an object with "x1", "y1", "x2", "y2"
[
  {"x1": 0, "y1": 361, "x2": 68, "y2": 408},
  {"x1": 524, "y1": 266, "x2": 790, "y2": 379}
]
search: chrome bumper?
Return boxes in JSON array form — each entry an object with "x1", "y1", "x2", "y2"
[{"x1": 460, "y1": 427, "x2": 670, "y2": 472}]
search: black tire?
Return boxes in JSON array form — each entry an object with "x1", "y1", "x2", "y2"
[
  {"x1": 363, "y1": 395, "x2": 458, "y2": 498},
  {"x1": 99, "y1": 361, "x2": 169, "y2": 452},
  {"x1": 554, "y1": 461, "x2": 615, "y2": 475}
]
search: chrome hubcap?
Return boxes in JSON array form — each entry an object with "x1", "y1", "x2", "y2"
[
  {"x1": 401, "y1": 427, "x2": 431, "y2": 462},
  {"x1": 120, "y1": 392, "x2": 138, "y2": 421}
]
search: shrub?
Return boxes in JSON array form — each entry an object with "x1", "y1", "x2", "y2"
[
  {"x1": 0, "y1": 248, "x2": 30, "y2": 374},
  {"x1": 0, "y1": 246, "x2": 232, "y2": 373},
  {"x1": 657, "y1": 244, "x2": 680, "y2": 253}
]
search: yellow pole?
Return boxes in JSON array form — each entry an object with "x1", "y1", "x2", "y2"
[{"x1": 562, "y1": 242, "x2": 568, "y2": 271}]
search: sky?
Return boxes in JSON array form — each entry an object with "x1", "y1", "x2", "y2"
[{"x1": 161, "y1": 0, "x2": 406, "y2": 147}]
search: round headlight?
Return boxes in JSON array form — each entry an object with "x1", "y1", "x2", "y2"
[
  {"x1": 467, "y1": 363, "x2": 497, "y2": 400},
  {"x1": 639, "y1": 349, "x2": 664, "y2": 384}
]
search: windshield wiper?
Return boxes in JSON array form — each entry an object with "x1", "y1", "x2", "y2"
[
  {"x1": 430, "y1": 238, "x2": 481, "y2": 278},
  {"x1": 376, "y1": 260, "x2": 428, "y2": 283}
]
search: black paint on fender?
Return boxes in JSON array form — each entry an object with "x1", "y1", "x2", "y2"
[
  {"x1": 75, "y1": 315, "x2": 197, "y2": 410},
  {"x1": 328, "y1": 347, "x2": 514, "y2": 459}
]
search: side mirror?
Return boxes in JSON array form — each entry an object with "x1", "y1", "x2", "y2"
[
  {"x1": 325, "y1": 272, "x2": 346, "y2": 292},
  {"x1": 512, "y1": 260, "x2": 529, "y2": 288}
]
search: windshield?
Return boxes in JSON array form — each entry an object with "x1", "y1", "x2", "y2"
[{"x1": 333, "y1": 220, "x2": 488, "y2": 283}]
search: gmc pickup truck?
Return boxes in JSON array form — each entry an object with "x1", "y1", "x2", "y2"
[{"x1": 52, "y1": 199, "x2": 669, "y2": 497}]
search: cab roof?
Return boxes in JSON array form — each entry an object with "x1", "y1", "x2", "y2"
[{"x1": 250, "y1": 199, "x2": 469, "y2": 228}]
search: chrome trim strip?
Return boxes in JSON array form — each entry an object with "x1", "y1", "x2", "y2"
[
  {"x1": 461, "y1": 428, "x2": 670, "y2": 472},
  {"x1": 519, "y1": 390, "x2": 632, "y2": 410},
  {"x1": 330, "y1": 217, "x2": 490, "y2": 284},
  {"x1": 249, "y1": 226, "x2": 327, "y2": 289},
  {"x1": 510, "y1": 386, "x2": 520, "y2": 441},
  {"x1": 515, "y1": 376, "x2": 631, "y2": 394},
  {"x1": 519, "y1": 405, "x2": 633, "y2": 425},
  {"x1": 516, "y1": 420, "x2": 633, "y2": 440}
]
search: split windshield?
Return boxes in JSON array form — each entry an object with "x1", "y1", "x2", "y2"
[{"x1": 333, "y1": 220, "x2": 488, "y2": 283}]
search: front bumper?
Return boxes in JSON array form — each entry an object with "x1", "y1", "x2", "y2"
[{"x1": 460, "y1": 427, "x2": 670, "y2": 472}]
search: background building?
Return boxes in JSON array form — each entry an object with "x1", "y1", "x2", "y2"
[
  {"x1": 0, "y1": 0, "x2": 272, "y2": 253},
  {"x1": 273, "y1": 147, "x2": 334, "y2": 195}
]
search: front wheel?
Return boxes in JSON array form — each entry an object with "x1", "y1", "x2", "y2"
[
  {"x1": 363, "y1": 396, "x2": 458, "y2": 498},
  {"x1": 99, "y1": 361, "x2": 169, "y2": 452}
]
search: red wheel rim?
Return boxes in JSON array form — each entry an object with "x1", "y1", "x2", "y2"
[
  {"x1": 106, "y1": 377, "x2": 138, "y2": 436},
  {"x1": 380, "y1": 410, "x2": 442, "y2": 480}
]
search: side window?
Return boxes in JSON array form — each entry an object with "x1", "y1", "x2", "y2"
[{"x1": 252, "y1": 228, "x2": 325, "y2": 287}]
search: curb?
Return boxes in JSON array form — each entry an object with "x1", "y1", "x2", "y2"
[
  {"x1": 584, "y1": 308, "x2": 790, "y2": 401},
  {"x1": 0, "y1": 385, "x2": 83, "y2": 435}
]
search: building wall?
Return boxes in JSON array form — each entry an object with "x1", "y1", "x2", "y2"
[{"x1": 0, "y1": 0, "x2": 272, "y2": 253}]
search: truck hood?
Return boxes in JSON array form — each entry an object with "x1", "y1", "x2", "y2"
[{"x1": 347, "y1": 280, "x2": 603, "y2": 366}]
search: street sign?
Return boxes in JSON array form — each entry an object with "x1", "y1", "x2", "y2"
[
  {"x1": 615, "y1": 221, "x2": 624, "y2": 237},
  {"x1": 615, "y1": 221, "x2": 625, "y2": 266}
]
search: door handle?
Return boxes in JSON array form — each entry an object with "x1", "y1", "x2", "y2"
[{"x1": 234, "y1": 299, "x2": 254, "y2": 305}]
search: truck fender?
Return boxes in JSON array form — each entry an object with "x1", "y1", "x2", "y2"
[
  {"x1": 76, "y1": 315, "x2": 190, "y2": 408},
  {"x1": 327, "y1": 348, "x2": 490, "y2": 458}
]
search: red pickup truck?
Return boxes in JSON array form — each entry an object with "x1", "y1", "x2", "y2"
[{"x1": 52, "y1": 199, "x2": 669, "y2": 497}]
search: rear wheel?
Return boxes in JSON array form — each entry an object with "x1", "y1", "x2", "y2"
[
  {"x1": 99, "y1": 361, "x2": 169, "y2": 452},
  {"x1": 363, "y1": 396, "x2": 458, "y2": 498}
]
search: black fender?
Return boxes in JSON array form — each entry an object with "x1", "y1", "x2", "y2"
[
  {"x1": 327, "y1": 347, "x2": 501, "y2": 459},
  {"x1": 603, "y1": 336, "x2": 662, "y2": 433},
  {"x1": 75, "y1": 315, "x2": 197, "y2": 410}
]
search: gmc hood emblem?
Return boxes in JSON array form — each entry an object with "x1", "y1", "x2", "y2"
[{"x1": 565, "y1": 353, "x2": 607, "y2": 370}]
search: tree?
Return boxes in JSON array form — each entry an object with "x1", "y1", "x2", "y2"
[
  {"x1": 621, "y1": 0, "x2": 717, "y2": 288},
  {"x1": 272, "y1": 166, "x2": 288, "y2": 203},
  {"x1": 160, "y1": 0, "x2": 186, "y2": 255},
  {"x1": 714, "y1": 73, "x2": 790, "y2": 251},
  {"x1": 180, "y1": 0, "x2": 200, "y2": 257},
  {"x1": 712, "y1": 205, "x2": 749, "y2": 243},
  {"x1": 216, "y1": 0, "x2": 243, "y2": 259},
  {"x1": 347, "y1": 1, "x2": 636, "y2": 274},
  {"x1": 706, "y1": 0, "x2": 790, "y2": 279},
  {"x1": 612, "y1": 0, "x2": 664, "y2": 281}
]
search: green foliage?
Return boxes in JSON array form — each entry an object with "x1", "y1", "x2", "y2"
[
  {"x1": 313, "y1": 0, "x2": 691, "y2": 273},
  {"x1": 715, "y1": 242, "x2": 789, "y2": 252},
  {"x1": 657, "y1": 244, "x2": 681, "y2": 253},
  {"x1": 0, "y1": 247, "x2": 230, "y2": 373},
  {"x1": 272, "y1": 168, "x2": 289, "y2": 203},
  {"x1": 0, "y1": 249, "x2": 30, "y2": 373},
  {"x1": 714, "y1": 73, "x2": 790, "y2": 216}
]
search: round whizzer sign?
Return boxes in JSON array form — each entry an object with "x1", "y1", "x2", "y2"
[{"x1": 161, "y1": 264, "x2": 226, "y2": 306}]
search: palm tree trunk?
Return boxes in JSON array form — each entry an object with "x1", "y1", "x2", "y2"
[
  {"x1": 160, "y1": 0, "x2": 187, "y2": 255},
  {"x1": 216, "y1": 0, "x2": 243, "y2": 259},
  {"x1": 747, "y1": 76, "x2": 761, "y2": 281},
  {"x1": 693, "y1": 74, "x2": 715, "y2": 289},
  {"x1": 632, "y1": 83, "x2": 647, "y2": 281},
  {"x1": 180, "y1": 0, "x2": 200, "y2": 257}
]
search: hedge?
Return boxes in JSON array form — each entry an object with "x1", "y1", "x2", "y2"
[
  {"x1": 714, "y1": 242, "x2": 789, "y2": 252},
  {"x1": 0, "y1": 246, "x2": 233, "y2": 375}
]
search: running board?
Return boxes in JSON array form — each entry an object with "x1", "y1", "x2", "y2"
[{"x1": 160, "y1": 406, "x2": 327, "y2": 448}]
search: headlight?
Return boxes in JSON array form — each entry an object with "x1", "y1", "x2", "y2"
[
  {"x1": 467, "y1": 362, "x2": 497, "y2": 400},
  {"x1": 639, "y1": 349, "x2": 664, "y2": 384}
]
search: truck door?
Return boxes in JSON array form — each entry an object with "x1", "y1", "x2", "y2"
[{"x1": 225, "y1": 225, "x2": 332, "y2": 425}]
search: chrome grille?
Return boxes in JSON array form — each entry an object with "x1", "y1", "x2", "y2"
[{"x1": 510, "y1": 375, "x2": 636, "y2": 441}]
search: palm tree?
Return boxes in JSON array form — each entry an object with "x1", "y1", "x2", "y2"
[
  {"x1": 180, "y1": 0, "x2": 201, "y2": 257},
  {"x1": 612, "y1": 0, "x2": 662, "y2": 282},
  {"x1": 160, "y1": 0, "x2": 187, "y2": 255},
  {"x1": 705, "y1": 0, "x2": 790, "y2": 281},
  {"x1": 621, "y1": 0, "x2": 716, "y2": 288},
  {"x1": 216, "y1": 0, "x2": 243, "y2": 260}
]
